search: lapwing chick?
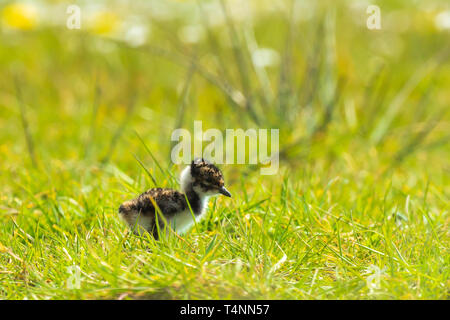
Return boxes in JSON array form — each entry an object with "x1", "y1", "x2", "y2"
[{"x1": 118, "y1": 158, "x2": 231, "y2": 239}]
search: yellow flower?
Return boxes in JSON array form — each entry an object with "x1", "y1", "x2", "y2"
[
  {"x1": 89, "y1": 11, "x2": 120, "y2": 35},
  {"x1": 0, "y1": 242, "x2": 7, "y2": 253},
  {"x1": 1, "y1": 2, "x2": 38, "y2": 30}
]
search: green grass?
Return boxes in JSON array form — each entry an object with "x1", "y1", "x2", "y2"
[{"x1": 0, "y1": 0, "x2": 449, "y2": 299}]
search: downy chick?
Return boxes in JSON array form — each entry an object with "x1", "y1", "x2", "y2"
[{"x1": 119, "y1": 158, "x2": 231, "y2": 239}]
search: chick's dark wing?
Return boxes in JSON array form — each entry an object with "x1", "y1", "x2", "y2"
[{"x1": 136, "y1": 188, "x2": 187, "y2": 218}]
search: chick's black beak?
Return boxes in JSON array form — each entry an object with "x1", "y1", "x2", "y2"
[{"x1": 219, "y1": 186, "x2": 232, "y2": 197}]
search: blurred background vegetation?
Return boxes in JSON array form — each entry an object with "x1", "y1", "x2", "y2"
[
  {"x1": 0, "y1": 0, "x2": 448, "y2": 299},
  {"x1": 0, "y1": 0, "x2": 449, "y2": 180}
]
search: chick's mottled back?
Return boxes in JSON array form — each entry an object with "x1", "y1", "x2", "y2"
[{"x1": 120, "y1": 188, "x2": 189, "y2": 219}]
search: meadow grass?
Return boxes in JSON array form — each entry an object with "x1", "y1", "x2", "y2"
[{"x1": 0, "y1": 0, "x2": 449, "y2": 299}]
